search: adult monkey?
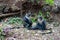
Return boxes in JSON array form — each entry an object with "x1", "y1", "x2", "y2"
[
  {"x1": 28, "y1": 16, "x2": 47, "y2": 30},
  {"x1": 37, "y1": 16, "x2": 46, "y2": 30},
  {"x1": 23, "y1": 12, "x2": 32, "y2": 29}
]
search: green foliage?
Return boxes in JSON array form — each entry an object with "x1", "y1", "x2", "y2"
[
  {"x1": 44, "y1": 12, "x2": 50, "y2": 20},
  {"x1": 39, "y1": 11, "x2": 43, "y2": 16},
  {"x1": 38, "y1": 11, "x2": 44, "y2": 18},
  {"x1": 38, "y1": 11, "x2": 50, "y2": 21},
  {"x1": 30, "y1": 0, "x2": 54, "y2": 5},
  {"x1": 31, "y1": 14, "x2": 37, "y2": 22},
  {"x1": 6, "y1": 17, "x2": 23, "y2": 24},
  {"x1": 31, "y1": 17, "x2": 37, "y2": 23},
  {"x1": 45, "y1": 0, "x2": 54, "y2": 6},
  {"x1": 0, "y1": 28, "x2": 5, "y2": 40}
]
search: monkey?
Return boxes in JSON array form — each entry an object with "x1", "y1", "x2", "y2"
[
  {"x1": 29, "y1": 16, "x2": 47, "y2": 30},
  {"x1": 23, "y1": 12, "x2": 32, "y2": 28}
]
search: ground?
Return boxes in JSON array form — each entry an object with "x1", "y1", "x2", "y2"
[{"x1": 0, "y1": 17, "x2": 60, "y2": 40}]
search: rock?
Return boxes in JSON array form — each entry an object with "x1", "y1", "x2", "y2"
[
  {"x1": 6, "y1": 37, "x2": 16, "y2": 40},
  {"x1": 27, "y1": 30, "x2": 30, "y2": 33}
]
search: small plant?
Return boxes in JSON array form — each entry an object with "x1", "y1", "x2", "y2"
[
  {"x1": 44, "y1": 12, "x2": 50, "y2": 20},
  {"x1": 45, "y1": 0, "x2": 54, "y2": 6},
  {"x1": 39, "y1": 11, "x2": 43, "y2": 16},
  {"x1": 38, "y1": 10, "x2": 45, "y2": 19},
  {"x1": 31, "y1": 14, "x2": 37, "y2": 22},
  {"x1": 38, "y1": 10, "x2": 51, "y2": 22},
  {"x1": 0, "y1": 28, "x2": 5, "y2": 40},
  {"x1": 6, "y1": 17, "x2": 23, "y2": 24}
]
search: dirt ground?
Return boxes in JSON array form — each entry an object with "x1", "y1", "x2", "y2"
[
  {"x1": 0, "y1": 17, "x2": 60, "y2": 40},
  {"x1": 4, "y1": 24, "x2": 60, "y2": 40}
]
